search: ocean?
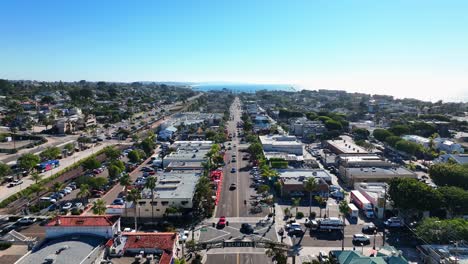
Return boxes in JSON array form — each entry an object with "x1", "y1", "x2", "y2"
[{"x1": 191, "y1": 83, "x2": 295, "y2": 93}]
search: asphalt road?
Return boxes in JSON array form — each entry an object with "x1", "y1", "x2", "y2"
[
  {"x1": 205, "y1": 252, "x2": 273, "y2": 264},
  {"x1": 215, "y1": 98, "x2": 266, "y2": 218}
]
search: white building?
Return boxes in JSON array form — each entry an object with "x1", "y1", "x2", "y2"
[
  {"x1": 259, "y1": 135, "x2": 303, "y2": 155},
  {"x1": 45, "y1": 215, "x2": 121, "y2": 239},
  {"x1": 162, "y1": 148, "x2": 209, "y2": 167},
  {"x1": 354, "y1": 182, "x2": 392, "y2": 219},
  {"x1": 402, "y1": 135, "x2": 430, "y2": 148},
  {"x1": 434, "y1": 138, "x2": 464, "y2": 153},
  {"x1": 289, "y1": 117, "x2": 326, "y2": 138},
  {"x1": 130, "y1": 171, "x2": 201, "y2": 218}
]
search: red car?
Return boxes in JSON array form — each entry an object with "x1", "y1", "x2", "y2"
[
  {"x1": 217, "y1": 216, "x2": 227, "y2": 228},
  {"x1": 148, "y1": 171, "x2": 156, "y2": 175}
]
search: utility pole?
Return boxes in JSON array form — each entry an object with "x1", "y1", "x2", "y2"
[{"x1": 382, "y1": 185, "x2": 387, "y2": 246}]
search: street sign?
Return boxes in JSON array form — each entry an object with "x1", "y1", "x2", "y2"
[
  {"x1": 223, "y1": 241, "x2": 255, "y2": 248},
  {"x1": 200, "y1": 228, "x2": 207, "y2": 232}
]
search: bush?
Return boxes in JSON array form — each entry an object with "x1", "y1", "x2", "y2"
[
  {"x1": 0, "y1": 242, "x2": 12, "y2": 250},
  {"x1": 296, "y1": 212, "x2": 304, "y2": 219},
  {"x1": 309, "y1": 211, "x2": 316, "y2": 219}
]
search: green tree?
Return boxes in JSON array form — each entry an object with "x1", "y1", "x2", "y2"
[
  {"x1": 18, "y1": 153, "x2": 40, "y2": 172},
  {"x1": 395, "y1": 140, "x2": 422, "y2": 156},
  {"x1": 429, "y1": 163, "x2": 468, "y2": 190},
  {"x1": 438, "y1": 186, "x2": 468, "y2": 215},
  {"x1": 0, "y1": 162, "x2": 12, "y2": 179},
  {"x1": 265, "y1": 243, "x2": 287, "y2": 264},
  {"x1": 108, "y1": 164, "x2": 123, "y2": 180},
  {"x1": 30, "y1": 171, "x2": 42, "y2": 184},
  {"x1": 352, "y1": 128, "x2": 370, "y2": 140},
  {"x1": 304, "y1": 177, "x2": 318, "y2": 216},
  {"x1": 93, "y1": 199, "x2": 107, "y2": 215},
  {"x1": 372, "y1": 129, "x2": 393, "y2": 142},
  {"x1": 324, "y1": 119, "x2": 343, "y2": 131},
  {"x1": 388, "y1": 178, "x2": 443, "y2": 212},
  {"x1": 291, "y1": 197, "x2": 301, "y2": 215},
  {"x1": 257, "y1": 184, "x2": 270, "y2": 195},
  {"x1": 40, "y1": 146, "x2": 61, "y2": 160},
  {"x1": 127, "y1": 189, "x2": 141, "y2": 231},
  {"x1": 338, "y1": 200, "x2": 349, "y2": 250},
  {"x1": 385, "y1": 136, "x2": 402, "y2": 147},
  {"x1": 52, "y1": 182, "x2": 64, "y2": 193},
  {"x1": 145, "y1": 176, "x2": 157, "y2": 222},
  {"x1": 247, "y1": 142, "x2": 263, "y2": 159},
  {"x1": 127, "y1": 150, "x2": 141, "y2": 163},
  {"x1": 104, "y1": 146, "x2": 121, "y2": 160},
  {"x1": 64, "y1": 143, "x2": 75, "y2": 153},
  {"x1": 82, "y1": 157, "x2": 101, "y2": 170},
  {"x1": 140, "y1": 137, "x2": 156, "y2": 156},
  {"x1": 388, "y1": 125, "x2": 410, "y2": 136},
  {"x1": 415, "y1": 218, "x2": 468, "y2": 244},
  {"x1": 77, "y1": 184, "x2": 91, "y2": 203}
]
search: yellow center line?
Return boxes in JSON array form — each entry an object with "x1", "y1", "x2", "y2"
[{"x1": 237, "y1": 253, "x2": 240, "y2": 264}]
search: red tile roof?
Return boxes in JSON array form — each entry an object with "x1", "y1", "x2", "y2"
[
  {"x1": 123, "y1": 232, "x2": 177, "y2": 251},
  {"x1": 46, "y1": 215, "x2": 120, "y2": 227},
  {"x1": 159, "y1": 251, "x2": 173, "y2": 264}
]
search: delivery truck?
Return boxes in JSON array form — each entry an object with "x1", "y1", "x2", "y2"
[{"x1": 350, "y1": 190, "x2": 374, "y2": 218}]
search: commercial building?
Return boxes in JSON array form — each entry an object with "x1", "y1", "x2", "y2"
[
  {"x1": 18, "y1": 215, "x2": 121, "y2": 264},
  {"x1": 337, "y1": 154, "x2": 393, "y2": 169},
  {"x1": 259, "y1": 135, "x2": 304, "y2": 155},
  {"x1": 170, "y1": 140, "x2": 213, "y2": 150},
  {"x1": 166, "y1": 161, "x2": 204, "y2": 171},
  {"x1": 330, "y1": 246, "x2": 409, "y2": 264},
  {"x1": 289, "y1": 117, "x2": 326, "y2": 139},
  {"x1": 417, "y1": 244, "x2": 468, "y2": 264},
  {"x1": 277, "y1": 169, "x2": 332, "y2": 198},
  {"x1": 107, "y1": 232, "x2": 178, "y2": 264},
  {"x1": 325, "y1": 136, "x2": 369, "y2": 155},
  {"x1": 45, "y1": 215, "x2": 121, "y2": 239},
  {"x1": 158, "y1": 126, "x2": 177, "y2": 141},
  {"x1": 131, "y1": 171, "x2": 201, "y2": 218},
  {"x1": 341, "y1": 166, "x2": 416, "y2": 186},
  {"x1": 162, "y1": 148, "x2": 209, "y2": 167},
  {"x1": 354, "y1": 182, "x2": 392, "y2": 219}
]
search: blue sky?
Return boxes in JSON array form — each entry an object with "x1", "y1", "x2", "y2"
[{"x1": 1, "y1": 0, "x2": 467, "y2": 101}]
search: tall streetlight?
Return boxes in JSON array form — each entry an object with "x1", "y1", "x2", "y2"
[{"x1": 373, "y1": 230, "x2": 377, "y2": 250}]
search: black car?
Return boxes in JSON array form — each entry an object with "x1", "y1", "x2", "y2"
[
  {"x1": 288, "y1": 228, "x2": 304, "y2": 237},
  {"x1": 240, "y1": 223, "x2": 254, "y2": 234}
]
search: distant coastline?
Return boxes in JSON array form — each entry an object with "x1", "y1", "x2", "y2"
[{"x1": 191, "y1": 83, "x2": 296, "y2": 93}]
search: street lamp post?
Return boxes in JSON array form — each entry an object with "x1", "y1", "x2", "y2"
[
  {"x1": 382, "y1": 185, "x2": 387, "y2": 247},
  {"x1": 373, "y1": 230, "x2": 377, "y2": 250}
]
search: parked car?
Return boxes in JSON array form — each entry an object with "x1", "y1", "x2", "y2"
[
  {"x1": 384, "y1": 217, "x2": 404, "y2": 228},
  {"x1": 62, "y1": 202, "x2": 72, "y2": 209},
  {"x1": 318, "y1": 251, "x2": 329, "y2": 263},
  {"x1": 288, "y1": 228, "x2": 304, "y2": 237},
  {"x1": 17, "y1": 217, "x2": 36, "y2": 225},
  {"x1": 8, "y1": 180, "x2": 23, "y2": 187},
  {"x1": 285, "y1": 222, "x2": 301, "y2": 231},
  {"x1": 112, "y1": 198, "x2": 125, "y2": 205},
  {"x1": 73, "y1": 202, "x2": 83, "y2": 209},
  {"x1": 362, "y1": 223, "x2": 377, "y2": 233},
  {"x1": 352, "y1": 234, "x2": 370, "y2": 244}
]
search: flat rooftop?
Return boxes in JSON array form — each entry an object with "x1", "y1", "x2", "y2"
[
  {"x1": 326, "y1": 137, "x2": 368, "y2": 154},
  {"x1": 141, "y1": 171, "x2": 201, "y2": 199},
  {"x1": 19, "y1": 235, "x2": 105, "y2": 264},
  {"x1": 278, "y1": 169, "x2": 332, "y2": 185},
  {"x1": 259, "y1": 135, "x2": 302, "y2": 146},
  {"x1": 346, "y1": 166, "x2": 415, "y2": 176}
]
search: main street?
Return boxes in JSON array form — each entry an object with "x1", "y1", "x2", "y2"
[{"x1": 215, "y1": 97, "x2": 267, "y2": 218}]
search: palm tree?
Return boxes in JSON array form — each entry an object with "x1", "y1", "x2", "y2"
[
  {"x1": 304, "y1": 177, "x2": 318, "y2": 217},
  {"x1": 127, "y1": 189, "x2": 141, "y2": 231},
  {"x1": 93, "y1": 199, "x2": 107, "y2": 215},
  {"x1": 338, "y1": 200, "x2": 349, "y2": 250},
  {"x1": 77, "y1": 184, "x2": 91, "y2": 204},
  {"x1": 52, "y1": 182, "x2": 64, "y2": 193},
  {"x1": 291, "y1": 197, "x2": 301, "y2": 216},
  {"x1": 119, "y1": 174, "x2": 131, "y2": 216},
  {"x1": 145, "y1": 176, "x2": 157, "y2": 223},
  {"x1": 31, "y1": 171, "x2": 42, "y2": 184}
]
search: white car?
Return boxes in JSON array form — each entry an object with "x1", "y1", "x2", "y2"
[
  {"x1": 73, "y1": 202, "x2": 83, "y2": 209},
  {"x1": 62, "y1": 202, "x2": 73, "y2": 210},
  {"x1": 17, "y1": 217, "x2": 36, "y2": 225},
  {"x1": 285, "y1": 223, "x2": 301, "y2": 231},
  {"x1": 352, "y1": 234, "x2": 370, "y2": 244},
  {"x1": 62, "y1": 188, "x2": 72, "y2": 194}
]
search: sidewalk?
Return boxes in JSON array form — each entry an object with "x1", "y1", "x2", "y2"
[{"x1": 274, "y1": 203, "x2": 292, "y2": 246}]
